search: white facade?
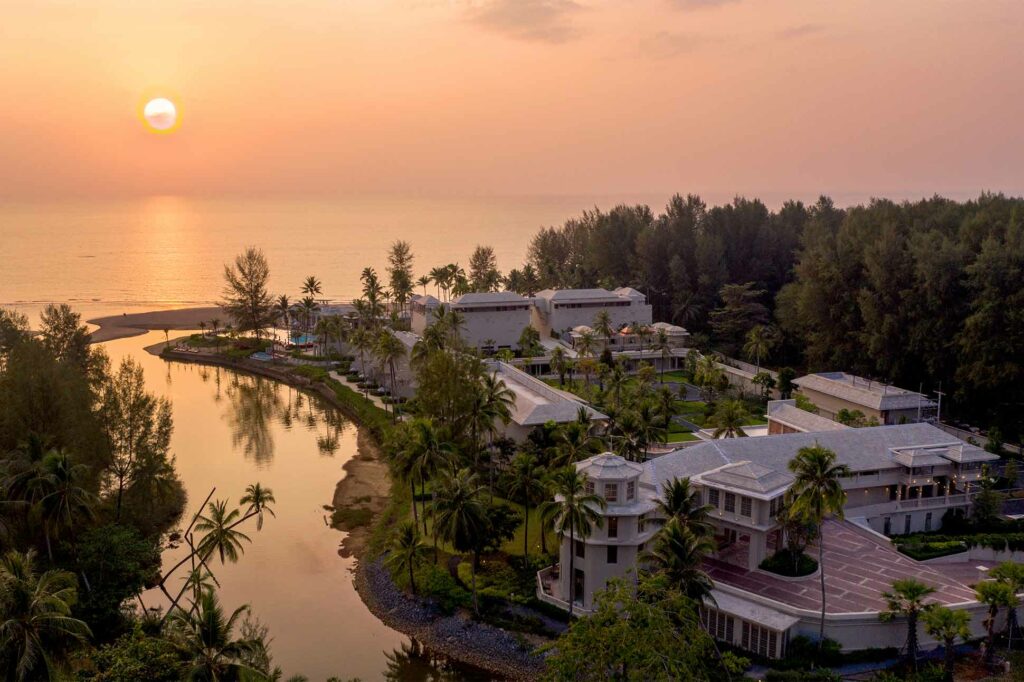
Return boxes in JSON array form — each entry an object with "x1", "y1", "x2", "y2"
[
  {"x1": 531, "y1": 287, "x2": 653, "y2": 339},
  {"x1": 410, "y1": 292, "x2": 531, "y2": 351},
  {"x1": 488, "y1": 361, "x2": 606, "y2": 442}
]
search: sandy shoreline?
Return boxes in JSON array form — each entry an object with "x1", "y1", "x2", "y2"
[{"x1": 88, "y1": 306, "x2": 225, "y2": 343}]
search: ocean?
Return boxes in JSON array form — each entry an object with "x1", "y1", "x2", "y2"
[{"x1": 0, "y1": 194, "x2": 666, "y2": 322}]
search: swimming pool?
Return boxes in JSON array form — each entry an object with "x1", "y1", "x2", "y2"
[
  {"x1": 289, "y1": 333, "x2": 316, "y2": 345},
  {"x1": 251, "y1": 351, "x2": 274, "y2": 361}
]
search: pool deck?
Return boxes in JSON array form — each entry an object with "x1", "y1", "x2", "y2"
[{"x1": 706, "y1": 519, "x2": 990, "y2": 614}]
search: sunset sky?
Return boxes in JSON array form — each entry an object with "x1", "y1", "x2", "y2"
[{"x1": 3, "y1": 0, "x2": 1023, "y2": 199}]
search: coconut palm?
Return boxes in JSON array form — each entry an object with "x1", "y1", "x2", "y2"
[
  {"x1": 36, "y1": 450, "x2": 94, "y2": 561},
  {"x1": 539, "y1": 467, "x2": 605, "y2": 616},
  {"x1": 417, "y1": 275, "x2": 431, "y2": 297},
  {"x1": 694, "y1": 353, "x2": 725, "y2": 403},
  {"x1": 384, "y1": 522, "x2": 429, "y2": 595},
  {"x1": 0, "y1": 549, "x2": 91, "y2": 682},
  {"x1": 593, "y1": 309, "x2": 615, "y2": 349},
  {"x1": 655, "y1": 386, "x2": 677, "y2": 444},
  {"x1": 787, "y1": 445, "x2": 850, "y2": 647},
  {"x1": 879, "y1": 578, "x2": 936, "y2": 672},
  {"x1": 428, "y1": 266, "x2": 447, "y2": 300},
  {"x1": 554, "y1": 421, "x2": 599, "y2": 468},
  {"x1": 298, "y1": 296, "x2": 319, "y2": 337},
  {"x1": 708, "y1": 399, "x2": 750, "y2": 439},
  {"x1": 550, "y1": 346, "x2": 569, "y2": 387},
  {"x1": 991, "y1": 561, "x2": 1024, "y2": 646},
  {"x1": 408, "y1": 419, "x2": 455, "y2": 535},
  {"x1": 504, "y1": 453, "x2": 547, "y2": 557},
  {"x1": 167, "y1": 590, "x2": 261, "y2": 680},
  {"x1": 431, "y1": 468, "x2": 489, "y2": 614},
  {"x1": 655, "y1": 477, "x2": 714, "y2": 537},
  {"x1": 477, "y1": 373, "x2": 514, "y2": 456},
  {"x1": 575, "y1": 330, "x2": 596, "y2": 359},
  {"x1": 301, "y1": 275, "x2": 322, "y2": 298},
  {"x1": 653, "y1": 328, "x2": 673, "y2": 381},
  {"x1": 349, "y1": 327, "x2": 374, "y2": 392},
  {"x1": 644, "y1": 518, "x2": 715, "y2": 603},
  {"x1": 210, "y1": 318, "x2": 222, "y2": 347},
  {"x1": 976, "y1": 580, "x2": 1017, "y2": 663},
  {"x1": 199, "y1": 321, "x2": 207, "y2": 338},
  {"x1": 239, "y1": 483, "x2": 276, "y2": 531},
  {"x1": 743, "y1": 324, "x2": 777, "y2": 373},
  {"x1": 922, "y1": 606, "x2": 971, "y2": 682},
  {"x1": 375, "y1": 330, "x2": 407, "y2": 421},
  {"x1": 195, "y1": 499, "x2": 252, "y2": 564}
]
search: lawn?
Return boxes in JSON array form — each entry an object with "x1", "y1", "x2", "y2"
[
  {"x1": 413, "y1": 495, "x2": 558, "y2": 559},
  {"x1": 666, "y1": 431, "x2": 700, "y2": 443}
]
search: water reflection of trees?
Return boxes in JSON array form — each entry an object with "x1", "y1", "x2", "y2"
[
  {"x1": 209, "y1": 371, "x2": 348, "y2": 465},
  {"x1": 384, "y1": 639, "x2": 475, "y2": 682}
]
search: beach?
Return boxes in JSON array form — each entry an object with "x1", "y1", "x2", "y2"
[{"x1": 87, "y1": 306, "x2": 224, "y2": 342}]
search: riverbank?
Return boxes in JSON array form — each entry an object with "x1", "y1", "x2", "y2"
[
  {"x1": 355, "y1": 557, "x2": 546, "y2": 682},
  {"x1": 151, "y1": 342, "x2": 548, "y2": 679},
  {"x1": 88, "y1": 306, "x2": 224, "y2": 342}
]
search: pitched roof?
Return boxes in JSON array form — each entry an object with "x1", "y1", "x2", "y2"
[
  {"x1": 793, "y1": 372, "x2": 937, "y2": 411},
  {"x1": 490, "y1": 361, "x2": 607, "y2": 426},
  {"x1": 698, "y1": 461, "x2": 795, "y2": 497},
  {"x1": 644, "y1": 423, "x2": 995, "y2": 492},
  {"x1": 535, "y1": 288, "x2": 624, "y2": 302},
  {"x1": 451, "y1": 291, "x2": 529, "y2": 306},
  {"x1": 767, "y1": 400, "x2": 850, "y2": 433},
  {"x1": 577, "y1": 453, "x2": 644, "y2": 480}
]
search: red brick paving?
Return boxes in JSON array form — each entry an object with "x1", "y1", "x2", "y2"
[{"x1": 705, "y1": 519, "x2": 987, "y2": 613}]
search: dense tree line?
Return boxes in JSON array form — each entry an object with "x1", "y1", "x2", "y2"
[{"x1": 510, "y1": 193, "x2": 1024, "y2": 439}]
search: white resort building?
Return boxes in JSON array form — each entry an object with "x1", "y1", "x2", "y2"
[
  {"x1": 487, "y1": 360, "x2": 606, "y2": 441},
  {"x1": 530, "y1": 287, "x2": 653, "y2": 339},
  {"x1": 537, "y1": 423, "x2": 1006, "y2": 657},
  {"x1": 410, "y1": 291, "x2": 533, "y2": 351},
  {"x1": 793, "y1": 372, "x2": 939, "y2": 425}
]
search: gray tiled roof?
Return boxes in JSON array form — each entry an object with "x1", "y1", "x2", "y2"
[
  {"x1": 794, "y1": 372, "x2": 937, "y2": 411},
  {"x1": 577, "y1": 453, "x2": 644, "y2": 480},
  {"x1": 452, "y1": 291, "x2": 529, "y2": 306},
  {"x1": 535, "y1": 288, "x2": 623, "y2": 301},
  {"x1": 642, "y1": 423, "x2": 993, "y2": 493},
  {"x1": 700, "y1": 462, "x2": 795, "y2": 495},
  {"x1": 490, "y1": 361, "x2": 607, "y2": 426},
  {"x1": 767, "y1": 401, "x2": 850, "y2": 433}
]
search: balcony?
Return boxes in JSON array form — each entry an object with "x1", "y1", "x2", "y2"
[
  {"x1": 536, "y1": 565, "x2": 593, "y2": 614},
  {"x1": 844, "y1": 493, "x2": 973, "y2": 519}
]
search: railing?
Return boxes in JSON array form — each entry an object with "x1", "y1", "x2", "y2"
[{"x1": 845, "y1": 493, "x2": 973, "y2": 518}]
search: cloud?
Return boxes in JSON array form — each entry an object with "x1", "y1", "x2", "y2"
[
  {"x1": 644, "y1": 30, "x2": 712, "y2": 58},
  {"x1": 776, "y1": 23, "x2": 826, "y2": 39},
  {"x1": 466, "y1": 0, "x2": 585, "y2": 44},
  {"x1": 668, "y1": 0, "x2": 742, "y2": 9}
]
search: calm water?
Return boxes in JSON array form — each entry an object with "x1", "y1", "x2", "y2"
[
  {"x1": 101, "y1": 330, "x2": 491, "y2": 681},
  {"x1": 0, "y1": 194, "x2": 666, "y2": 321}
]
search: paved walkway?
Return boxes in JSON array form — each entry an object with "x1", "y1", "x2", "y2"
[
  {"x1": 707, "y1": 519, "x2": 987, "y2": 614},
  {"x1": 328, "y1": 370, "x2": 393, "y2": 413}
]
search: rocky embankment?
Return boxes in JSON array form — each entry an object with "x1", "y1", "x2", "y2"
[{"x1": 354, "y1": 557, "x2": 547, "y2": 681}]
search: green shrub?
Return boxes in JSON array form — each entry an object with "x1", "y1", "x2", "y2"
[
  {"x1": 759, "y1": 549, "x2": 817, "y2": 577},
  {"x1": 416, "y1": 564, "x2": 472, "y2": 613},
  {"x1": 766, "y1": 670, "x2": 841, "y2": 682},
  {"x1": 291, "y1": 364, "x2": 328, "y2": 382},
  {"x1": 896, "y1": 540, "x2": 966, "y2": 561},
  {"x1": 331, "y1": 506, "x2": 373, "y2": 529}
]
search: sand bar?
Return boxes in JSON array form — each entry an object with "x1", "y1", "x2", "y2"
[{"x1": 87, "y1": 306, "x2": 225, "y2": 343}]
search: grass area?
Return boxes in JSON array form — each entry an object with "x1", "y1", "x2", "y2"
[
  {"x1": 659, "y1": 370, "x2": 692, "y2": 382},
  {"x1": 323, "y1": 376, "x2": 393, "y2": 442},
  {"x1": 413, "y1": 495, "x2": 558, "y2": 559},
  {"x1": 666, "y1": 431, "x2": 700, "y2": 443},
  {"x1": 290, "y1": 364, "x2": 329, "y2": 382}
]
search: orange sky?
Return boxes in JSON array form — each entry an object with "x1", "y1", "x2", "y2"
[{"x1": 2, "y1": 0, "x2": 1023, "y2": 199}]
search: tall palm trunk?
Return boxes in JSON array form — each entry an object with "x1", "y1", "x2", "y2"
[
  {"x1": 943, "y1": 637, "x2": 955, "y2": 682},
  {"x1": 410, "y1": 480, "x2": 418, "y2": 529},
  {"x1": 420, "y1": 478, "x2": 428, "y2": 535},
  {"x1": 471, "y1": 549, "x2": 480, "y2": 615},
  {"x1": 523, "y1": 499, "x2": 530, "y2": 558},
  {"x1": 818, "y1": 521, "x2": 826, "y2": 646},
  {"x1": 567, "y1": 520, "x2": 575, "y2": 617}
]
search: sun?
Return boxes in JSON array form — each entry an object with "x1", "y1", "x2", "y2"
[{"x1": 141, "y1": 97, "x2": 180, "y2": 134}]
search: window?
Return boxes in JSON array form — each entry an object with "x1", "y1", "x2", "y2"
[
  {"x1": 740, "y1": 497, "x2": 752, "y2": 517},
  {"x1": 607, "y1": 546, "x2": 618, "y2": 564},
  {"x1": 575, "y1": 540, "x2": 585, "y2": 558},
  {"x1": 769, "y1": 496, "x2": 784, "y2": 518},
  {"x1": 742, "y1": 622, "x2": 778, "y2": 658},
  {"x1": 702, "y1": 608, "x2": 734, "y2": 643},
  {"x1": 585, "y1": 479, "x2": 594, "y2": 495},
  {"x1": 627, "y1": 480, "x2": 636, "y2": 501},
  {"x1": 925, "y1": 512, "x2": 932, "y2": 532},
  {"x1": 904, "y1": 514, "x2": 912, "y2": 535},
  {"x1": 604, "y1": 483, "x2": 619, "y2": 503},
  {"x1": 724, "y1": 492, "x2": 736, "y2": 513},
  {"x1": 607, "y1": 517, "x2": 618, "y2": 538},
  {"x1": 884, "y1": 517, "x2": 892, "y2": 535},
  {"x1": 708, "y1": 489, "x2": 720, "y2": 508}
]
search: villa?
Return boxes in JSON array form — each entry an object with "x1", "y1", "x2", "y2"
[
  {"x1": 793, "y1": 372, "x2": 938, "y2": 425},
  {"x1": 530, "y1": 287, "x2": 652, "y2": 340},
  {"x1": 537, "y1": 423, "x2": 1004, "y2": 656},
  {"x1": 411, "y1": 291, "x2": 532, "y2": 352},
  {"x1": 766, "y1": 399, "x2": 851, "y2": 435},
  {"x1": 487, "y1": 360, "x2": 607, "y2": 442}
]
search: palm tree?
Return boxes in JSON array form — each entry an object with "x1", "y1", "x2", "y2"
[
  {"x1": 199, "y1": 321, "x2": 207, "y2": 338},
  {"x1": 575, "y1": 330, "x2": 596, "y2": 360},
  {"x1": 168, "y1": 590, "x2": 261, "y2": 680},
  {"x1": 428, "y1": 266, "x2": 447, "y2": 300},
  {"x1": 655, "y1": 477, "x2": 714, "y2": 537},
  {"x1": 656, "y1": 386, "x2": 677, "y2": 444},
  {"x1": 505, "y1": 453, "x2": 547, "y2": 557},
  {"x1": 408, "y1": 419, "x2": 454, "y2": 535},
  {"x1": 539, "y1": 467, "x2": 605, "y2": 616},
  {"x1": 593, "y1": 309, "x2": 615, "y2": 349},
  {"x1": 210, "y1": 317, "x2": 221, "y2": 347},
  {"x1": 0, "y1": 549, "x2": 91, "y2": 682},
  {"x1": 977, "y1": 580, "x2": 1017, "y2": 663},
  {"x1": 298, "y1": 296, "x2": 319, "y2": 337},
  {"x1": 644, "y1": 518, "x2": 715, "y2": 603},
  {"x1": 879, "y1": 578, "x2": 936, "y2": 672},
  {"x1": 431, "y1": 468, "x2": 489, "y2": 614},
  {"x1": 239, "y1": 483, "x2": 276, "y2": 531},
  {"x1": 743, "y1": 324, "x2": 777, "y2": 373},
  {"x1": 694, "y1": 353, "x2": 725, "y2": 403},
  {"x1": 991, "y1": 561, "x2": 1024, "y2": 647},
  {"x1": 708, "y1": 399, "x2": 750, "y2": 439},
  {"x1": 787, "y1": 445, "x2": 850, "y2": 647},
  {"x1": 922, "y1": 606, "x2": 971, "y2": 682},
  {"x1": 349, "y1": 327, "x2": 373, "y2": 392},
  {"x1": 477, "y1": 373, "x2": 514, "y2": 466},
  {"x1": 301, "y1": 275, "x2": 322, "y2": 299},
  {"x1": 384, "y1": 522, "x2": 429, "y2": 595},
  {"x1": 36, "y1": 449, "x2": 94, "y2": 561},
  {"x1": 375, "y1": 330, "x2": 407, "y2": 421},
  {"x1": 554, "y1": 421, "x2": 599, "y2": 468},
  {"x1": 417, "y1": 275, "x2": 431, "y2": 297},
  {"x1": 653, "y1": 328, "x2": 672, "y2": 381},
  {"x1": 550, "y1": 346, "x2": 569, "y2": 387},
  {"x1": 195, "y1": 499, "x2": 252, "y2": 564}
]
